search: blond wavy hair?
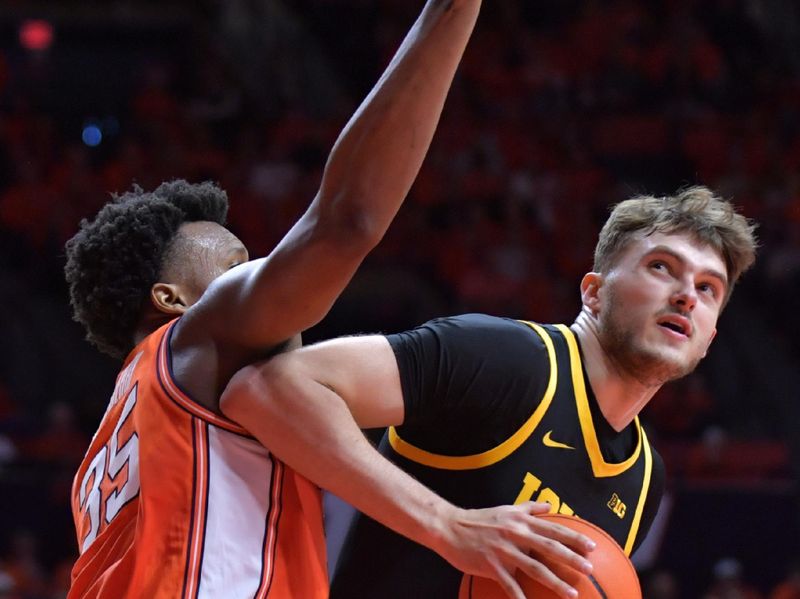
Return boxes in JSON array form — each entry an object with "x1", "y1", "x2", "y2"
[{"x1": 594, "y1": 186, "x2": 758, "y2": 303}]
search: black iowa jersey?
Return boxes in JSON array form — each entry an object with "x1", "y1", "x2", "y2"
[{"x1": 331, "y1": 314, "x2": 665, "y2": 599}]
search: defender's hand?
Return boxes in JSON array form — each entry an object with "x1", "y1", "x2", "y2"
[{"x1": 434, "y1": 501, "x2": 596, "y2": 599}]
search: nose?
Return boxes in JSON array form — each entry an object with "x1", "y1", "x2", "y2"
[{"x1": 670, "y1": 281, "x2": 697, "y2": 313}]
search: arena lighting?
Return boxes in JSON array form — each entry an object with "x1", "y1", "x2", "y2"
[
  {"x1": 82, "y1": 124, "x2": 102, "y2": 147},
  {"x1": 19, "y1": 19, "x2": 54, "y2": 51}
]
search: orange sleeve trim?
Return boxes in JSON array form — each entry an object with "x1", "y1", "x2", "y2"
[{"x1": 156, "y1": 320, "x2": 249, "y2": 436}]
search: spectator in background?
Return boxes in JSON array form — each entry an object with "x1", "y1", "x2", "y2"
[
  {"x1": 771, "y1": 558, "x2": 800, "y2": 599},
  {"x1": 47, "y1": 558, "x2": 73, "y2": 599},
  {"x1": 685, "y1": 425, "x2": 790, "y2": 482},
  {"x1": 644, "y1": 568, "x2": 681, "y2": 599},
  {"x1": 0, "y1": 569, "x2": 20, "y2": 599},
  {"x1": 2, "y1": 530, "x2": 46, "y2": 599},
  {"x1": 704, "y1": 557, "x2": 763, "y2": 599},
  {"x1": 24, "y1": 402, "x2": 87, "y2": 468},
  {"x1": 644, "y1": 372, "x2": 715, "y2": 438}
]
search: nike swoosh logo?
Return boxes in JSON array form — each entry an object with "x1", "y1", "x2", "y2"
[{"x1": 542, "y1": 430, "x2": 575, "y2": 450}]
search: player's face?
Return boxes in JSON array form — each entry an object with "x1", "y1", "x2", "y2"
[
  {"x1": 163, "y1": 221, "x2": 249, "y2": 307},
  {"x1": 595, "y1": 232, "x2": 727, "y2": 386}
]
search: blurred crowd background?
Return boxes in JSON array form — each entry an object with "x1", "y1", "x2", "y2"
[{"x1": 0, "y1": 0, "x2": 798, "y2": 597}]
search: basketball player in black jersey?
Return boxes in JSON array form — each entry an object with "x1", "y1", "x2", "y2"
[{"x1": 222, "y1": 186, "x2": 757, "y2": 598}]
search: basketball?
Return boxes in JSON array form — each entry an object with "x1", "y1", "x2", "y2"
[{"x1": 458, "y1": 514, "x2": 641, "y2": 598}]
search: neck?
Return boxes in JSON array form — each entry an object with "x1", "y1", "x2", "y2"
[
  {"x1": 133, "y1": 309, "x2": 173, "y2": 348},
  {"x1": 570, "y1": 308, "x2": 661, "y2": 432}
]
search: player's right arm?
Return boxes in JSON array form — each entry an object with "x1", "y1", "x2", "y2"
[
  {"x1": 178, "y1": 0, "x2": 483, "y2": 357},
  {"x1": 221, "y1": 335, "x2": 595, "y2": 599}
]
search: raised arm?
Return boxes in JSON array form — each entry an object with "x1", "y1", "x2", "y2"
[
  {"x1": 221, "y1": 337, "x2": 596, "y2": 599},
  {"x1": 187, "y1": 0, "x2": 482, "y2": 352}
]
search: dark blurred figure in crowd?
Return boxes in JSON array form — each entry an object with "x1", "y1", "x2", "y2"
[
  {"x1": 704, "y1": 557, "x2": 763, "y2": 599},
  {"x1": 644, "y1": 567, "x2": 681, "y2": 599},
  {"x1": 771, "y1": 558, "x2": 800, "y2": 599}
]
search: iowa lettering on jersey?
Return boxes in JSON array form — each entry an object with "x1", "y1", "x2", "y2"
[
  {"x1": 77, "y1": 354, "x2": 142, "y2": 552},
  {"x1": 515, "y1": 471, "x2": 632, "y2": 521},
  {"x1": 513, "y1": 471, "x2": 576, "y2": 516}
]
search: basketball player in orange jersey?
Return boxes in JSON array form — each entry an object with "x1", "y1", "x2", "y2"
[
  {"x1": 222, "y1": 188, "x2": 758, "y2": 598},
  {"x1": 64, "y1": 2, "x2": 595, "y2": 598}
]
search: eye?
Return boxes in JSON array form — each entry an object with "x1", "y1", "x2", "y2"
[
  {"x1": 697, "y1": 282, "x2": 717, "y2": 297},
  {"x1": 228, "y1": 262, "x2": 242, "y2": 271},
  {"x1": 649, "y1": 260, "x2": 668, "y2": 272}
]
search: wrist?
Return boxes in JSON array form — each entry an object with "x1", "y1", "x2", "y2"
[{"x1": 419, "y1": 499, "x2": 460, "y2": 559}]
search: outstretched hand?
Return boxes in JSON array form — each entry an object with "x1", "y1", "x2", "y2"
[{"x1": 434, "y1": 501, "x2": 596, "y2": 599}]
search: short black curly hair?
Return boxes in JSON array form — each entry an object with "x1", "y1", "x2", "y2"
[{"x1": 65, "y1": 180, "x2": 229, "y2": 359}]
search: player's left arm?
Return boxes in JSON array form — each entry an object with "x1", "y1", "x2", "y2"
[{"x1": 221, "y1": 336, "x2": 595, "y2": 599}]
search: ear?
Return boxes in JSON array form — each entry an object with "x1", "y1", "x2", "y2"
[
  {"x1": 580, "y1": 272, "x2": 603, "y2": 316},
  {"x1": 150, "y1": 283, "x2": 191, "y2": 315}
]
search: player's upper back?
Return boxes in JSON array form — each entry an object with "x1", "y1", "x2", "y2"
[{"x1": 69, "y1": 320, "x2": 326, "y2": 599}]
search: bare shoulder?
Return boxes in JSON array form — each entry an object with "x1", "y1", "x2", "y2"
[{"x1": 166, "y1": 260, "x2": 273, "y2": 410}]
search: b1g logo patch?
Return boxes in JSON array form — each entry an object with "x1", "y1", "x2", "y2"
[{"x1": 607, "y1": 493, "x2": 626, "y2": 518}]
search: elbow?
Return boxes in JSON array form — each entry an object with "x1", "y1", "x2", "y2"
[
  {"x1": 221, "y1": 358, "x2": 302, "y2": 425},
  {"x1": 314, "y1": 192, "x2": 387, "y2": 252},
  {"x1": 220, "y1": 363, "x2": 269, "y2": 424}
]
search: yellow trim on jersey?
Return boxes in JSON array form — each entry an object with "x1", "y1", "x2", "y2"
[
  {"x1": 388, "y1": 321, "x2": 557, "y2": 470},
  {"x1": 554, "y1": 324, "x2": 642, "y2": 478},
  {"x1": 624, "y1": 429, "x2": 653, "y2": 556}
]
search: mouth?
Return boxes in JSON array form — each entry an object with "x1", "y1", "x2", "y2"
[{"x1": 656, "y1": 315, "x2": 693, "y2": 338}]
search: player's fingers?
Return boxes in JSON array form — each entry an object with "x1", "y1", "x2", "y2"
[
  {"x1": 514, "y1": 503, "x2": 594, "y2": 554},
  {"x1": 510, "y1": 552, "x2": 578, "y2": 599},
  {"x1": 488, "y1": 558, "x2": 527, "y2": 599},
  {"x1": 501, "y1": 520, "x2": 592, "y2": 575},
  {"x1": 517, "y1": 501, "x2": 552, "y2": 515},
  {"x1": 529, "y1": 517, "x2": 596, "y2": 555},
  {"x1": 524, "y1": 529, "x2": 594, "y2": 575}
]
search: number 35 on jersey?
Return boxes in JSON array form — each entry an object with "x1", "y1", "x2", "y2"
[{"x1": 76, "y1": 354, "x2": 142, "y2": 552}]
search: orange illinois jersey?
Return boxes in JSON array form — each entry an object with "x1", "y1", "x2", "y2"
[{"x1": 69, "y1": 320, "x2": 328, "y2": 599}]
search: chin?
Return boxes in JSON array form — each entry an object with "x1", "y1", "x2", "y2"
[
  {"x1": 624, "y1": 345, "x2": 698, "y2": 386},
  {"x1": 602, "y1": 323, "x2": 701, "y2": 385}
]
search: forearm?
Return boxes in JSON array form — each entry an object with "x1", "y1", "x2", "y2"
[
  {"x1": 193, "y1": 1, "x2": 481, "y2": 348},
  {"x1": 222, "y1": 355, "x2": 597, "y2": 599},
  {"x1": 315, "y1": 0, "x2": 481, "y2": 243},
  {"x1": 222, "y1": 364, "x2": 453, "y2": 555}
]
